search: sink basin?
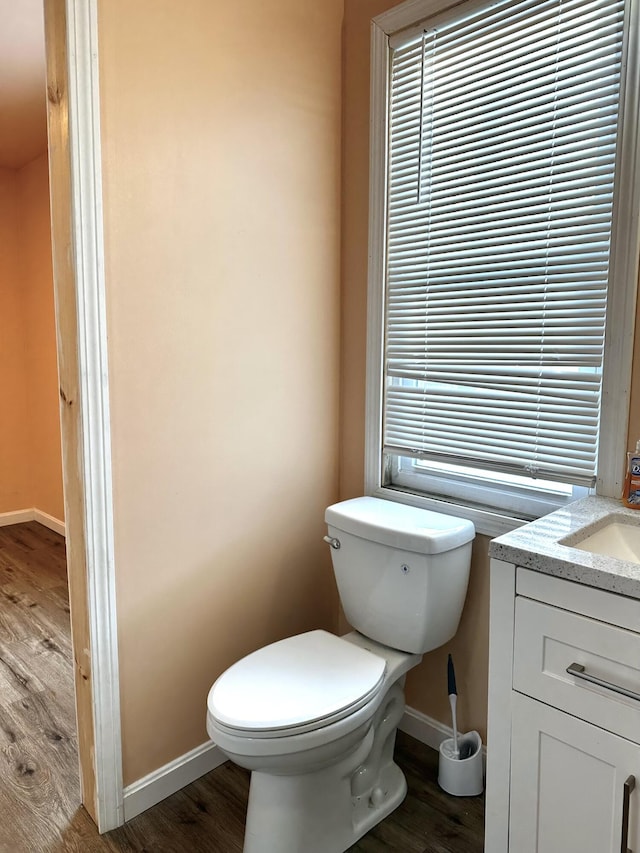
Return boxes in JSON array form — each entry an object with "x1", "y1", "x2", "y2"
[{"x1": 570, "y1": 517, "x2": 640, "y2": 564}]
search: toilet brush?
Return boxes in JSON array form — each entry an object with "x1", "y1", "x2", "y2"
[
  {"x1": 448, "y1": 654, "x2": 459, "y2": 759},
  {"x1": 438, "y1": 654, "x2": 484, "y2": 795}
]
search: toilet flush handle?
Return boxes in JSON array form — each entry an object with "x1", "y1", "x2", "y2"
[{"x1": 323, "y1": 535, "x2": 341, "y2": 549}]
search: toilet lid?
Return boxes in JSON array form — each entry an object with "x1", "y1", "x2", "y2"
[{"x1": 208, "y1": 631, "x2": 386, "y2": 733}]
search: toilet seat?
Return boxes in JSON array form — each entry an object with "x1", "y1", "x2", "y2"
[{"x1": 208, "y1": 630, "x2": 386, "y2": 738}]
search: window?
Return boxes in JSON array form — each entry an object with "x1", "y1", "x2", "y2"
[{"x1": 366, "y1": 0, "x2": 640, "y2": 535}]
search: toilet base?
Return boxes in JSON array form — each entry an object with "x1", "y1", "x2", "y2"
[
  {"x1": 352, "y1": 758, "x2": 407, "y2": 841},
  {"x1": 243, "y1": 755, "x2": 407, "y2": 853},
  {"x1": 242, "y1": 682, "x2": 407, "y2": 853}
]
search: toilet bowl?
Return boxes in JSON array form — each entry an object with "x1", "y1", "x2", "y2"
[
  {"x1": 207, "y1": 630, "x2": 421, "y2": 852},
  {"x1": 206, "y1": 497, "x2": 475, "y2": 853}
]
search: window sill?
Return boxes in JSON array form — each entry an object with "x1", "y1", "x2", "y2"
[{"x1": 370, "y1": 485, "x2": 530, "y2": 538}]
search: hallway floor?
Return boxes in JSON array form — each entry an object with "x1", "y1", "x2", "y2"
[{"x1": 0, "y1": 522, "x2": 484, "y2": 852}]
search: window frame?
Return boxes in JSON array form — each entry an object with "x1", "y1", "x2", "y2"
[{"x1": 365, "y1": 0, "x2": 640, "y2": 537}]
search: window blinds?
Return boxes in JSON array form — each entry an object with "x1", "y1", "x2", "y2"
[{"x1": 383, "y1": 0, "x2": 625, "y2": 487}]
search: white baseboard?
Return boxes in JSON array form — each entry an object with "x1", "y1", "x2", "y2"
[
  {"x1": 0, "y1": 508, "x2": 65, "y2": 536},
  {"x1": 33, "y1": 509, "x2": 66, "y2": 536},
  {"x1": 400, "y1": 705, "x2": 487, "y2": 758},
  {"x1": 400, "y1": 705, "x2": 453, "y2": 750},
  {"x1": 123, "y1": 740, "x2": 227, "y2": 822},
  {"x1": 0, "y1": 509, "x2": 35, "y2": 528}
]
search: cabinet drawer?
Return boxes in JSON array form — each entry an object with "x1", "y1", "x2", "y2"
[{"x1": 513, "y1": 596, "x2": 640, "y2": 743}]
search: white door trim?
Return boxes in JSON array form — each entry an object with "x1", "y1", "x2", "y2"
[{"x1": 65, "y1": 0, "x2": 123, "y2": 831}]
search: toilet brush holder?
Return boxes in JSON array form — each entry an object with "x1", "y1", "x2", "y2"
[{"x1": 438, "y1": 730, "x2": 483, "y2": 797}]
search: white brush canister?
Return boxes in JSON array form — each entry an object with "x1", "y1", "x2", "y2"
[{"x1": 438, "y1": 730, "x2": 484, "y2": 796}]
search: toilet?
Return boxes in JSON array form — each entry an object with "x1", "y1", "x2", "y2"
[{"x1": 206, "y1": 496, "x2": 475, "y2": 853}]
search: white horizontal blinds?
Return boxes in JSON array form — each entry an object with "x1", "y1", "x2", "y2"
[{"x1": 384, "y1": 0, "x2": 624, "y2": 487}]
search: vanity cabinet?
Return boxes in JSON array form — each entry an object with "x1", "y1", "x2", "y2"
[{"x1": 485, "y1": 560, "x2": 640, "y2": 853}]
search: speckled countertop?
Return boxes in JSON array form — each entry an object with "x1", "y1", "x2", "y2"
[{"x1": 489, "y1": 495, "x2": 640, "y2": 599}]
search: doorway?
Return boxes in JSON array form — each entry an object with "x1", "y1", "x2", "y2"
[
  {"x1": 0, "y1": 0, "x2": 123, "y2": 835},
  {"x1": 0, "y1": 0, "x2": 81, "y2": 842}
]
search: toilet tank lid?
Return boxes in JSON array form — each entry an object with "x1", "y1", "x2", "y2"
[{"x1": 325, "y1": 497, "x2": 475, "y2": 554}]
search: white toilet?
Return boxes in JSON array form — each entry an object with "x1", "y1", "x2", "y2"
[{"x1": 206, "y1": 496, "x2": 475, "y2": 853}]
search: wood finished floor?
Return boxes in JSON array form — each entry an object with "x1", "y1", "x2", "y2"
[{"x1": 0, "y1": 522, "x2": 484, "y2": 852}]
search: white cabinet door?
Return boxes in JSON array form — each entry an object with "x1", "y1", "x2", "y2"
[{"x1": 509, "y1": 692, "x2": 640, "y2": 853}]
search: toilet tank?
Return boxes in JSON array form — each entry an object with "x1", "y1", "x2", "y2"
[{"x1": 325, "y1": 497, "x2": 475, "y2": 654}]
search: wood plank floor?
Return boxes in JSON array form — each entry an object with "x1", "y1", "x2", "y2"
[{"x1": 0, "y1": 522, "x2": 484, "y2": 852}]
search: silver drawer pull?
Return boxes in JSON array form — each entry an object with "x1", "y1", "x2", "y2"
[
  {"x1": 621, "y1": 775, "x2": 635, "y2": 853},
  {"x1": 566, "y1": 663, "x2": 640, "y2": 703}
]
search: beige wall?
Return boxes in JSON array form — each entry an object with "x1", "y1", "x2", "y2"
[
  {"x1": 97, "y1": 0, "x2": 344, "y2": 784},
  {"x1": 627, "y1": 295, "x2": 640, "y2": 448},
  {"x1": 0, "y1": 157, "x2": 62, "y2": 520},
  {"x1": 0, "y1": 167, "x2": 31, "y2": 512},
  {"x1": 18, "y1": 154, "x2": 64, "y2": 522},
  {"x1": 93, "y1": 0, "x2": 640, "y2": 786}
]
